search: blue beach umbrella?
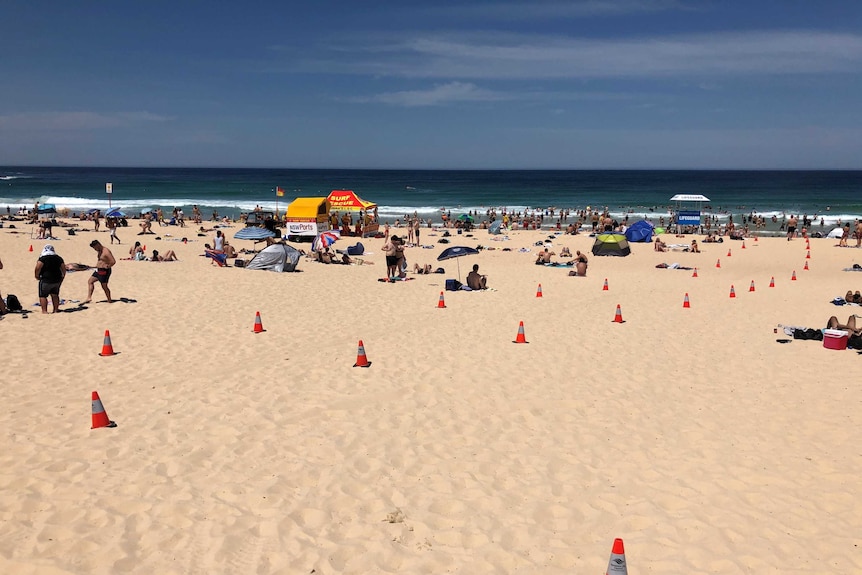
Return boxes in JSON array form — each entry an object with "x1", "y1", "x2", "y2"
[
  {"x1": 106, "y1": 208, "x2": 125, "y2": 218},
  {"x1": 234, "y1": 227, "x2": 276, "y2": 241},
  {"x1": 437, "y1": 245, "x2": 479, "y2": 280}
]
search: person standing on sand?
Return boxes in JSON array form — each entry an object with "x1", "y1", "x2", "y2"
[
  {"x1": 107, "y1": 217, "x2": 120, "y2": 244},
  {"x1": 0, "y1": 254, "x2": 8, "y2": 315},
  {"x1": 855, "y1": 220, "x2": 862, "y2": 248},
  {"x1": 35, "y1": 244, "x2": 65, "y2": 314},
  {"x1": 85, "y1": 240, "x2": 116, "y2": 303},
  {"x1": 786, "y1": 215, "x2": 798, "y2": 240}
]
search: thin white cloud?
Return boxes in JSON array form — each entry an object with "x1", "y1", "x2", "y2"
[
  {"x1": 311, "y1": 30, "x2": 862, "y2": 79},
  {"x1": 440, "y1": 0, "x2": 687, "y2": 20},
  {"x1": 347, "y1": 82, "x2": 501, "y2": 106},
  {"x1": 347, "y1": 82, "x2": 637, "y2": 107},
  {"x1": 0, "y1": 111, "x2": 170, "y2": 131}
]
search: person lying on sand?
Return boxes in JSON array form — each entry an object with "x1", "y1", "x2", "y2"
[
  {"x1": 827, "y1": 314, "x2": 862, "y2": 336},
  {"x1": 150, "y1": 249, "x2": 177, "y2": 261}
]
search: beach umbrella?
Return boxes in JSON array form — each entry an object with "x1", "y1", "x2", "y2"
[
  {"x1": 437, "y1": 245, "x2": 479, "y2": 280},
  {"x1": 106, "y1": 208, "x2": 125, "y2": 218},
  {"x1": 139, "y1": 207, "x2": 154, "y2": 214},
  {"x1": 312, "y1": 230, "x2": 339, "y2": 252},
  {"x1": 234, "y1": 227, "x2": 276, "y2": 241},
  {"x1": 457, "y1": 214, "x2": 474, "y2": 222}
]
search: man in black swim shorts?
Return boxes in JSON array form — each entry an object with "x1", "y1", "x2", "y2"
[{"x1": 85, "y1": 240, "x2": 116, "y2": 303}]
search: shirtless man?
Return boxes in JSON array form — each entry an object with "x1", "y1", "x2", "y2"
[
  {"x1": 786, "y1": 215, "x2": 798, "y2": 241},
  {"x1": 535, "y1": 248, "x2": 556, "y2": 264},
  {"x1": 85, "y1": 240, "x2": 116, "y2": 303},
  {"x1": 466, "y1": 264, "x2": 487, "y2": 290},
  {"x1": 855, "y1": 220, "x2": 862, "y2": 248}
]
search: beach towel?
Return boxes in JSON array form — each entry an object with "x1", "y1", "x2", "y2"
[
  {"x1": 843, "y1": 264, "x2": 862, "y2": 271},
  {"x1": 205, "y1": 250, "x2": 228, "y2": 267}
]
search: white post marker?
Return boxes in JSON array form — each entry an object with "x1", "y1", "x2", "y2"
[{"x1": 106, "y1": 182, "x2": 113, "y2": 208}]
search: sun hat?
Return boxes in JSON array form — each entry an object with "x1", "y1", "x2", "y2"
[{"x1": 41, "y1": 244, "x2": 55, "y2": 257}]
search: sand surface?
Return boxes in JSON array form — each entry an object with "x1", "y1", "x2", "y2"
[{"x1": 1, "y1": 220, "x2": 861, "y2": 574}]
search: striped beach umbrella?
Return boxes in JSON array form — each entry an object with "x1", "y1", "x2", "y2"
[{"x1": 312, "y1": 230, "x2": 339, "y2": 252}]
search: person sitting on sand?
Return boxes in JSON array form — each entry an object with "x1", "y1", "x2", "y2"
[
  {"x1": 827, "y1": 314, "x2": 862, "y2": 336},
  {"x1": 150, "y1": 249, "x2": 177, "y2": 261},
  {"x1": 466, "y1": 264, "x2": 487, "y2": 290},
  {"x1": 568, "y1": 250, "x2": 588, "y2": 277},
  {"x1": 654, "y1": 237, "x2": 667, "y2": 252},
  {"x1": 316, "y1": 247, "x2": 334, "y2": 264},
  {"x1": 413, "y1": 263, "x2": 433, "y2": 274},
  {"x1": 130, "y1": 241, "x2": 145, "y2": 260},
  {"x1": 690, "y1": 239, "x2": 700, "y2": 253},
  {"x1": 223, "y1": 241, "x2": 237, "y2": 258},
  {"x1": 535, "y1": 248, "x2": 556, "y2": 264},
  {"x1": 467, "y1": 264, "x2": 488, "y2": 290},
  {"x1": 560, "y1": 246, "x2": 572, "y2": 258}
]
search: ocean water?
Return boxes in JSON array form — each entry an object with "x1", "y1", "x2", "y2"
[{"x1": 2, "y1": 166, "x2": 861, "y2": 226}]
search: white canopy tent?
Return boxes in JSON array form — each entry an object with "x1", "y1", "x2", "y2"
[{"x1": 671, "y1": 194, "x2": 711, "y2": 232}]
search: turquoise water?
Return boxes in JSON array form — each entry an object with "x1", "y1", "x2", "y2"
[{"x1": 2, "y1": 166, "x2": 861, "y2": 225}]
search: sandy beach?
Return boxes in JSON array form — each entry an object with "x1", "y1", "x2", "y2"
[{"x1": 1, "y1": 219, "x2": 861, "y2": 574}]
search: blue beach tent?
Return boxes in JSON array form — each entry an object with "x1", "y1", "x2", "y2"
[{"x1": 624, "y1": 219, "x2": 655, "y2": 243}]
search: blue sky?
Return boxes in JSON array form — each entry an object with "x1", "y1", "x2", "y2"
[{"x1": 2, "y1": 0, "x2": 862, "y2": 169}]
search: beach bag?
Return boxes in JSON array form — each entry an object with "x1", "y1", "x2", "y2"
[
  {"x1": 5, "y1": 294, "x2": 22, "y2": 312},
  {"x1": 445, "y1": 279, "x2": 463, "y2": 291}
]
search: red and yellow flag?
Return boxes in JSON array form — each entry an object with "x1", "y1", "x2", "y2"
[{"x1": 276, "y1": 186, "x2": 285, "y2": 197}]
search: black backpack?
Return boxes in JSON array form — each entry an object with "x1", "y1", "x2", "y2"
[{"x1": 5, "y1": 294, "x2": 22, "y2": 312}]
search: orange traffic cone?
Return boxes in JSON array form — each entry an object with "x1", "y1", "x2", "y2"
[
  {"x1": 605, "y1": 537, "x2": 628, "y2": 575},
  {"x1": 749, "y1": 280, "x2": 756, "y2": 292},
  {"x1": 29, "y1": 244, "x2": 33, "y2": 252},
  {"x1": 769, "y1": 276, "x2": 775, "y2": 287},
  {"x1": 602, "y1": 278, "x2": 609, "y2": 291},
  {"x1": 806, "y1": 250, "x2": 811, "y2": 259},
  {"x1": 742, "y1": 241, "x2": 746, "y2": 249},
  {"x1": 98, "y1": 330, "x2": 116, "y2": 356},
  {"x1": 536, "y1": 284, "x2": 543, "y2": 298},
  {"x1": 729, "y1": 285, "x2": 736, "y2": 298},
  {"x1": 612, "y1": 304, "x2": 624, "y2": 323},
  {"x1": 142, "y1": 244, "x2": 146, "y2": 251},
  {"x1": 437, "y1": 291, "x2": 446, "y2": 308},
  {"x1": 512, "y1": 321, "x2": 528, "y2": 344},
  {"x1": 727, "y1": 248, "x2": 732, "y2": 257},
  {"x1": 692, "y1": 268, "x2": 698, "y2": 278},
  {"x1": 353, "y1": 340, "x2": 372, "y2": 367},
  {"x1": 715, "y1": 258, "x2": 721, "y2": 269},
  {"x1": 683, "y1": 293, "x2": 690, "y2": 308},
  {"x1": 755, "y1": 236, "x2": 759, "y2": 242},
  {"x1": 91, "y1": 391, "x2": 117, "y2": 429},
  {"x1": 791, "y1": 270, "x2": 797, "y2": 281},
  {"x1": 252, "y1": 311, "x2": 266, "y2": 333},
  {"x1": 803, "y1": 260, "x2": 809, "y2": 271}
]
